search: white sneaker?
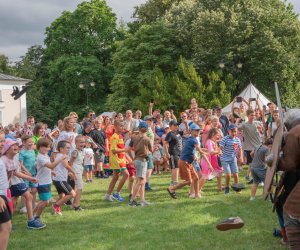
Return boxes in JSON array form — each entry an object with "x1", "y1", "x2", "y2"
[
  {"x1": 140, "y1": 200, "x2": 151, "y2": 206},
  {"x1": 20, "y1": 206, "x2": 27, "y2": 213},
  {"x1": 104, "y1": 194, "x2": 114, "y2": 202},
  {"x1": 189, "y1": 193, "x2": 195, "y2": 198},
  {"x1": 250, "y1": 196, "x2": 256, "y2": 201}
]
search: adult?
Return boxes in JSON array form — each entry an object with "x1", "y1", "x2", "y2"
[
  {"x1": 88, "y1": 117, "x2": 109, "y2": 178},
  {"x1": 69, "y1": 112, "x2": 83, "y2": 135},
  {"x1": 123, "y1": 110, "x2": 139, "y2": 141},
  {"x1": 267, "y1": 110, "x2": 280, "y2": 139},
  {"x1": 82, "y1": 111, "x2": 96, "y2": 135},
  {"x1": 215, "y1": 106, "x2": 229, "y2": 137},
  {"x1": 154, "y1": 114, "x2": 164, "y2": 138},
  {"x1": 148, "y1": 102, "x2": 161, "y2": 123},
  {"x1": 27, "y1": 116, "x2": 35, "y2": 131},
  {"x1": 231, "y1": 97, "x2": 250, "y2": 121},
  {"x1": 178, "y1": 112, "x2": 191, "y2": 146},
  {"x1": 163, "y1": 110, "x2": 177, "y2": 127}
]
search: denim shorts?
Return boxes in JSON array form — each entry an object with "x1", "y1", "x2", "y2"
[
  {"x1": 221, "y1": 158, "x2": 238, "y2": 174},
  {"x1": 251, "y1": 167, "x2": 266, "y2": 184},
  {"x1": 84, "y1": 165, "x2": 94, "y2": 171},
  {"x1": 192, "y1": 161, "x2": 201, "y2": 172}
]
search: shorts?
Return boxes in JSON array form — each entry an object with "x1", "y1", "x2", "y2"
[
  {"x1": 95, "y1": 152, "x2": 105, "y2": 163},
  {"x1": 0, "y1": 195, "x2": 11, "y2": 224},
  {"x1": 53, "y1": 180, "x2": 73, "y2": 195},
  {"x1": 147, "y1": 153, "x2": 154, "y2": 169},
  {"x1": 178, "y1": 160, "x2": 198, "y2": 182},
  {"x1": 37, "y1": 184, "x2": 52, "y2": 201},
  {"x1": 74, "y1": 172, "x2": 83, "y2": 190},
  {"x1": 115, "y1": 168, "x2": 127, "y2": 173},
  {"x1": 134, "y1": 159, "x2": 147, "y2": 179},
  {"x1": 244, "y1": 150, "x2": 253, "y2": 164},
  {"x1": 169, "y1": 155, "x2": 179, "y2": 169},
  {"x1": 221, "y1": 158, "x2": 239, "y2": 174},
  {"x1": 24, "y1": 180, "x2": 38, "y2": 189},
  {"x1": 126, "y1": 163, "x2": 136, "y2": 177},
  {"x1": 10, "y1": 183, "x2": 28, "y2": 197},
  {"x1": 251, "y1": 167, "x2": 266, "y2": 184},
  {"x1": 68, "y1": 176, "x2": 76, "y2": 189},
  {"x1": 192, "y1": 160, "x2": 201, "y2": 172},
  {"x1": 84, "y1": 165, "x2": 94, "y2": 171}
]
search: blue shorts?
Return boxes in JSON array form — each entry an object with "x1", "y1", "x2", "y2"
[
  {"x1": 10, "y1": 183, "x2": 28, "y2": 197},
  {"x1": 221, "y1": 158, "x2": 238, "y2": 174},
  {"x1": 37, "y1": 184, "x2": 52, "y2": 201},
  {"x1": 192, "y1": 161, "x2": 201, "y2": 172},
  {"x1": 24, "y1": 180, "x2": 38, "y2": 189},
  {"x1": 84, "y1": 165, "x2": 94, "y2": 171},
  {"x1": 147, "y1": 153, "x2": 154, "y2": 170}
]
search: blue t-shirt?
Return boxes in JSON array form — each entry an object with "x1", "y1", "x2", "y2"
[
  {"x1": 19, "y1": 149, "x2": 36, "y2": 175},
  {"x1": 180, "y1": 136, "x2": 199, "y2": 164},
  {"x1": 219, "y1": 135, "x2": 242, "y2": 162}
]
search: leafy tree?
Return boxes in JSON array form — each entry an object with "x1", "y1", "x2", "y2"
[{"x1": 0, "y1": 54, "x2": 13, "y2": 74}]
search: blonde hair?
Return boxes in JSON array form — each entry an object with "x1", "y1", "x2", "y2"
[
  {"x1": 62, "y1": 116, "x2": 75, "y2": 132},
  {"x1": 69, "y1": 112, "x2": 78, "y2": 119}
]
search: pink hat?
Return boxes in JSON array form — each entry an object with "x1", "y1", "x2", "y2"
[{"x1": 2, "y1": 138, "x2": 18, "y2": 155}]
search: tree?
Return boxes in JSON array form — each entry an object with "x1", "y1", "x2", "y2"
[
  {"x1": 106, "y1": 21, "x2": 180, "y2": 111},
  {"x1": 0, "y1": 54, "x2": 13, "y2": 74}
]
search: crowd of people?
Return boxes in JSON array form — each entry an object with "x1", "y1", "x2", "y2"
[{"x1": 0, "y1": 97, "x2": 287, "y2": 249}]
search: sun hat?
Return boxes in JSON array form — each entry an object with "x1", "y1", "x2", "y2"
[{"x1": 2, "y1": 138, "x2": 18, "y2": 155}]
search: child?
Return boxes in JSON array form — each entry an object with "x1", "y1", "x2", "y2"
[
  {"x1": 83, "y1": 139, "x2": 94, "y2": 183},
  {"x1": 70, "y1": 135, "x2": 85, "y2": 211},
  {"x1": 104, "y1": 120, "x2": 129, "y2": 202},
  {"x1": 32, "y1": 122, "x2": 45, "y2": 154},
  {"x1": 167, "y1": 124, "x2": 212, "y2": 199},
  {"x1": 1, "y1": 139, "x2": 44, "y2": 229},
  {"x1": 19, "y1": 135, "x2": 37, "y2": 214},
  {"x1": 0, "y1": 132, "x2": 11, "y2": 249},
  {"x1": 199, "y1": 128, "x2": 223, "y2": 192},
  {"x1": 33, "y1": 138, "x2": 66, "y2": 226},
  {"x1": 48, "y1": 128, "x2": 60, "y2": 162},
  {"x1": 128, "y1": 121, "x2": 153, "y2": 206},
  {"x1": 153, "y1": 137, "x2": 163, "y2": 174},
  {"x1": 219, "y1": 124, "x2": 243, "y2": 195},
  {"x1": 249, "y1": 138, "x2": 273, "y2": 200},
  {"x1": 52, "y1": 141, "x2": 76, "y2": 215}
]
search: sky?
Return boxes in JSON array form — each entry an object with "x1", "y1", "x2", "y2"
[{"x1": 0, "y1": 0, "x2": 299, "y2": 62}]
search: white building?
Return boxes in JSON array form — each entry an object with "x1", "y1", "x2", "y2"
[{"x1": 0, "y1": 73, "x2": 30, "y2": 126}]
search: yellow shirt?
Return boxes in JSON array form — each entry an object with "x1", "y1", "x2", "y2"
[{"x1": 109, "y1": 133, "x2": 126, "y2": 169}]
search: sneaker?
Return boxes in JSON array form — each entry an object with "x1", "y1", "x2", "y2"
[
  {"x1": 20, "y1": 206, "x2": 27, "y2": 214},
  {"x1": 128, "y1": 200, "x2": 140, "y2": 207},
  {"x1": 224, "y1": 187, "x2": 230, "y2": 195},
  {"x1": 250, "y1": 196, "x2": 256, "y2": 201},
  {"x1": 259, "y1": 182, "x2": 264, "y2": 187},
  {"x1": 52, "y1": 203, "x2": 62, "y2": 216},
  {"x1": 27, "y1": 218, "x2": 46, "y2": 230},
  {"x1": 145, "y1": 186, "x2": 154, "y2": 191},
  {"x1": 140, "y1": 200, "x2": 151, "y2": 206},
  {"x1": 189, "y1": 193, "x2": 195, "y2": 198},
  {"x1": 100, "y1": 174, "x2": 109, "y2": 179},
  {"x1": 104, "y1": 194, "x2": 114, "y2": 202},
  {"x1": 112, "y1": 192, "x2": 124, "y2": 202},
  {"x1": 74, "y1": 206, "x2": 84, "y2": 211}
]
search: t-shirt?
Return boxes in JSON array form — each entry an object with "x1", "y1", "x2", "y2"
[
  {"x1": 129, "y1": 134, "x2": 152, "y2": 160},
  {"x1": 180, "y1": 136, "x2": 199, "y2": 164},
  {"x1": 165, "y1": 131, "x2": 182, "y2": 156},
  {"x1": 71, "y1": 149, "x2": 84, "y2": 173},
  {"x1": 219, "y1": 115, "x2": 229, "y2": 136},
  {"x1": 179, "y1": 121, "x2": 191, "y2": 138},
  {"x1": 219, "y1": 135, "x2": 242, "y2": 162},
  {"x1": 240, "y1": 122, "x2": 261, "y2": 151},
  {"x1": 36, "y1": 153, "x2": 52, "y2": 185},
  {"x1": 109, "y1": 133, "x2": 126, "y2": 169},
  {"x1": 57, "y1": 131, "x2": 77, "y2": 159},
  {"x1": 88, "y1": 128, "x2": 106, "y2": 152},
  {"x1": 83, "y1": 148, "x2": 94, "y2": 166},
  {"x1": 1, "y1": 154, "x2": 23, "y2": 186},
  {"x1": 52, "y1": 153, "x2": 68, "y2": 182},
  {"x1": 19, "y1": 149, "x2": 36, "y2": 176},
  {"x1": 0, "y1": 158, "x2": 9, "y2": 196},
  {"x1": 251, "y1": 145, "x2": 269, "y2": 169},
  {"x1": 146, "y1": 128, "x2": 155, "y2": 147}
]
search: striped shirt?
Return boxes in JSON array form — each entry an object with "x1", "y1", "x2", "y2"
[
  {"x1": 0, "y1": 158, "x2": 8, "y2": 196},
  {"x1": 219, "y1": 135, "x2": 242, "y2": 162}
]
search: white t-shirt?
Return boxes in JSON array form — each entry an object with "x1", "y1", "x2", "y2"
[
  {"x1": 52, "y1": 153, "x2": 68, "y2": 182},
  {"x1": 83, "y1": 148, "x2": 94, "y2": 166},
  {"x1": 0, "y1": 158, "x2": 9, "y2": 196},
  {"x1": 71, "y1": 149, "x2": 84, "y2": 173},
  {"x1": 1, "y1": 154, "x2": 23, "y2": 186},
  {"x1": 36, "y1": 153, "x2": 52, "y2": 185},
  {"x1": 57, "y1": 131, "x2": 77, "y2": 159}
]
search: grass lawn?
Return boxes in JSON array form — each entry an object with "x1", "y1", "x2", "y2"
[{"x1": 9, "y1": 169, "x2": 287, "y2": 250}]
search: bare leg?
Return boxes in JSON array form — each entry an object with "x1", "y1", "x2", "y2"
[
  {"x1": 128, "y1": 176, "x2": 135, "y2": 195},
  {"x1": 225, "y1": 174, "x2": 231, "y2": 187},
  {"x1": 23, "y1": 191, "x2": 33, "y2": 220},
  {"x1": 169, "y1": 180, "x2": 191, "y2": 192},
  {"x1": 0, "y1": 221, "x2": 12, "y2": 250},
  {"x1": 198, "y1": 178, "x2": 206, "y2": 193},
  {"x1": 171, "y1": 168, "x2": 179, "y2": 184},
  {"x1": 217, "y1": 175, "x2": 222, "y2": 190},
  {"x1": 131, "y1": 178, "x2": 143, "y2": 201},
  {"x1": 34, "y1": 200, "x2": 50, "y2": 217},
  {"x1": 55, "y1": 191, "x2": 76, "y2": 207},
  {"x1": 73, "y1": 187, "x2": 82, "y2": 207},
  {"x1": 233, "y1": 173, "x2": 239, "y2": 184},
  {"x1": 251, "y1": 184, "x2": 258, "y2": 197},
  {"x1": 193, "y1": 177, "x2": 200, "y2": 197},
  {"x1": 116, "y1": 170, "x2": 129, "y2": 193},
  {"x1": 106, "y1": 171, "x2": 119, "y2": 195}
]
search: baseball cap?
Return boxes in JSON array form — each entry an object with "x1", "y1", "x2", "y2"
[
  {"x1": 144, "y1": 115, "x2": 154, "y2": 121},
  {"x1": 228, "y1": 124, "x2": 238, "y2": 130},
  {"x1": 190, "y1": 124, "x2": 201, "y2": 130},
  {"x1": 138, "y1": 121, "x2": 148, "y2": 129},
  {"x1": 169, "y1": 120, "x2": 178, "y2": 126},
  {"x1": 163, "y1": 124, "x2": 170, "y2": 129}
]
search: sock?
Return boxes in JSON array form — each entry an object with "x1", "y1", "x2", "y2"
[{"x1": 28, "y1": 217, "x2": 35, "y2": 222}]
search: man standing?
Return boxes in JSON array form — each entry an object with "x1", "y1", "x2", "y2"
[
  {"x1": 215, "y1": 106, "x2": 229, "y2": 136},
  {"x1": 83, "y1": 111, "x2": 96, "y2": 135}
]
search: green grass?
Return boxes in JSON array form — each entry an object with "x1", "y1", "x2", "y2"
[{"x1": 9, "y1": 170, "x2": 287, "y2": 250}]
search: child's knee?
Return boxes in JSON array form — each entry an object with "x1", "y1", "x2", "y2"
[{"x1": 24, "y1": 191, "x2": 32, "y2": 201}]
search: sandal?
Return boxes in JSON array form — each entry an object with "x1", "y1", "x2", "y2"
[{"x1": 167, "y1": 188, "x2": 177, "y2": 199}]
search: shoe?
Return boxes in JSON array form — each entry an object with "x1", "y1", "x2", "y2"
[
  {"x1": 112, "y1": 192, "x2": 124, "y2": 202},
  {"x1": 140, "y1": 200, "x2": 151, "y2": 206},
  {"x1": 189, "y1": 193, "x2": 195, "y2": 198},
  {"x1": 52, "y1": 203, "x2": 62, "y2": 216},
  {"x1": 89, "y1": 179, "x2": 93, "y2": 183},
  {"x1": 224, "y1": 187, "x2": 230, "y2": 195},
  {"x1": 250, "y1": 196, "x2": 256, "y2": 201},
  {"x1": 27, "y1": 218, "x2": 46, "y2": 230},
  {"x1": 216, "y1": 217, "x2": 244, "y2": 231},
  {"x1": 20, "y1": 206, "x2": 27, "y2": 214},
  {"x1": 104, "y1": 194, "x2": 114, "y2": 202},
  {"x1": 145, "y1": 186, "x2": 154, "y2": 191},
  {"x1": 128, "y1": 200, "x2": 140, "y2": 207},
  {"x1": 259, "y1": 182, "x2": 264, "y2": 187},
  {"x1": 74, "y1": 206, "x2": 84, "y2": 211},
  {"x1": 99, "y1": 174, "x2": 109, "y2": 179}
]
